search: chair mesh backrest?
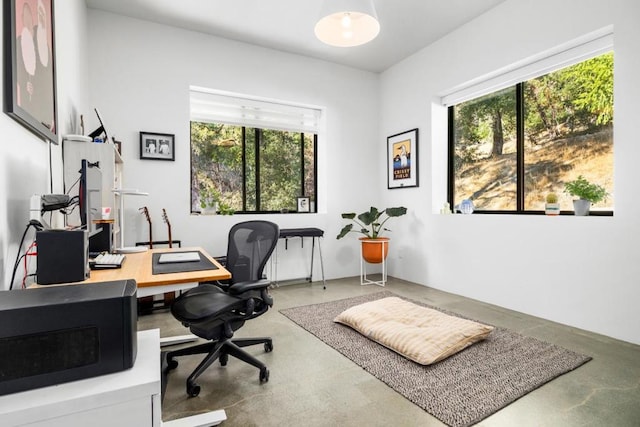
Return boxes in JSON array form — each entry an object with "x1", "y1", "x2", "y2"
[{"x1": 226, "y1": 221, "x2": 279, "y2": 284}]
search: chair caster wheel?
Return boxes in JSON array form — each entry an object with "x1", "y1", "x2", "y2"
[
  {"x1": 264, "y1": 341, "x2": 273, "y2": 352},
  {"x1": 219, "y1": 353, "x2": 228, "y2": 366},
  {"x1": 187, "y1": 383, "x2": 201, "y2": 397},
  {"x1": 259, "y1": 367, "x2": 269, "y2": 383},
  {"x1": 167, "y1": 358, "x2": 178, "y2": 371}
]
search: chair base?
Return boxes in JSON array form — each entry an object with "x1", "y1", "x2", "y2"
[{"x1": 166, "y1": 336, "x2": 272, "y2": 397}]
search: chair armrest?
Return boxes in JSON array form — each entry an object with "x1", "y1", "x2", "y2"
[{"x1": 228, "y1": 279, "x2": 271, "y2": 295}]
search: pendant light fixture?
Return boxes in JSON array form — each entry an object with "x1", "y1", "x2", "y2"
[{"x1": 314, "y1": 0, "x2": 380, "y2": 47}]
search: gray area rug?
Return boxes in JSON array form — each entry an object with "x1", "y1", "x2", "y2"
[{"x1": 279, "y1": 291, "x2": 591, "y2": 427}]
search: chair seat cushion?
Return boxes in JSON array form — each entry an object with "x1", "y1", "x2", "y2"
[
  {"x1": 334, "y1": 297, "x2": 494, "y2": 365},
  {"x1": 172, "y1": 289, "x2": 245, "y2": 323}
]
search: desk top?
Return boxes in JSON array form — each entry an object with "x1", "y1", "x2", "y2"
[{"x1": 76, "y1": 247, "x2": 230, "y2": 288}]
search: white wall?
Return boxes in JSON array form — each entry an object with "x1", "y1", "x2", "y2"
[
  {"x1": 1, "y1": 0, "x2": 89, "y2": 290},
  {"x1": 380, "y1": 0, "x2": 640, "y2": 344},
  {"x1": 86, "y1": 10, "x2": 379, "y2": 282}
]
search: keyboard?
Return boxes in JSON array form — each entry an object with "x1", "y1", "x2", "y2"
[{"x1": 91, "y1": 253, "x2": 126, "y2": 269}]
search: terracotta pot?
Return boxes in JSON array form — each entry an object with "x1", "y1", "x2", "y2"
[{"x1": 360, "y1": 237, "x2": 389, "y2": 264}]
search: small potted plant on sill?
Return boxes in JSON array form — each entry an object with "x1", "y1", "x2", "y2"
[
  {"x1": 545, "y1": 192, "x2": 560, "y2": 215},
  {"x1": 564, "y1": 175, "x2": 608, "y2": 216},
  {"x1": 336, "y1": 206, "x2": 407, "y2": 263},
  {"x1": 199, "y1": 187, "x2": 219, "y2": 215}
]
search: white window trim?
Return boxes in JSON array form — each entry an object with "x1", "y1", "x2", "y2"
[{"x1": 440, "y1": 26, "x2": 613, "y2": 107}]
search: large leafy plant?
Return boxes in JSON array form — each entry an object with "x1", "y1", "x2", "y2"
[
  {"x1": 337, "y1": 207, "x2": 407, "y2": 239},
  {"x1": 564, "y1": 175, "x2": 608, "y2": 203}
]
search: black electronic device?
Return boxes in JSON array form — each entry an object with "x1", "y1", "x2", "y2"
[
  {"x1": 40, "y1": 194, "x2": 72, "y2": 212},
  {"x1": 79, "y1": 159, "x2": 103, "y2": 238},
  {"x1": 89, "y1": 221, "x2": 113, "y2": 253},
  {"x1": 36, "y1": 229, "x2": 89, "y2": 285},
  {"x1": 88, "y1": 108, "x2": 112, "y2": 143},
  {"x1": 0, "y1": 280, "x2": 137, "y2": 396}
]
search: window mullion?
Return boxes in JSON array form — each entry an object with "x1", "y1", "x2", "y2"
[
  {"x1": 447, "y1": 106, "x2": 455, "y2": 208},
  {"x1": 241, "y1": 127, "x2": 247, "y2": 212},
  {"x1": 516, "y1": 83, "x2": 525, "y2": 211},
  {"x1": 255, "y1": 128, "x2": 261, "y2": 211},
  {"x1": 300, "y1": 133, "x2": 305, "y2": 196}
]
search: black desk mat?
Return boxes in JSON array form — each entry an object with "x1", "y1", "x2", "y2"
[{"x1": 152, "y1": 251, "x2": 218, "y2": 275}]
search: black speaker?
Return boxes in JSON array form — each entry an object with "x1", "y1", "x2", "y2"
[
  {"x1": 89, "y1": 222, "x2": 113, "y2": 253},
  {"x1": 37, "y1": 230, "x2": 89, "y2": 285},
  {"x1": 0, "y1": 280, "x2": 137, "y2": 396}
]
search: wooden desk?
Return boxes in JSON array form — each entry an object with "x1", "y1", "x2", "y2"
[
  {"x1": 85, "y1": 246, "x2": 229, "y2": 286},
  {"x1": 38, "y1": 247, "x2": 231, "y2": 298}
]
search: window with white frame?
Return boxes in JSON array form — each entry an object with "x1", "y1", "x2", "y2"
[
  {"x1": 445, "y1": 30, "x2": 614, "y2": 215},
  {"x1": 190, "y1": 88, "x2": 321, "y2": 214}
]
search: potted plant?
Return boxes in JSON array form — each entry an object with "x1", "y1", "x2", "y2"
[
  {"x1": 199, "y1": 187, "x2": 219, "y2": 215},
  {"x1": 564, "y1": 175, "x2": 608, "y2": 216},
  {"x1": 545, "y1": 192, "x2": 560, "y2": 215},
  {"x1": 337, "y1": 206, "x2": 407, "y2": 263}
]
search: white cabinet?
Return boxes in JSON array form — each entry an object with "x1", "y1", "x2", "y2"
[{"x1": 0, "y1": 330, "x2": 162, "y2": 427}]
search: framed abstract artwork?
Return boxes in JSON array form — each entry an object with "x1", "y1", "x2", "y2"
[
  {"x1": 4, "y1": 0, "x2": 58, "y2": 143},
  {"x1": 387, "y1": 128, "x2": 418, "y2": 189}
]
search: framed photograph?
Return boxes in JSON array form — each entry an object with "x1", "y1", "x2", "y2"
[
  {"x1": 4, "y1": 0, "x2": 58, "y2": 143},
  {"x1": 387, "y1": 128, "x2": 419, "y2": 189},
  {"x1": 297, "y1": 196, "x2": 310, "y2": 213},
  {"x1": 140, "y1": 131, "x2": 175, "y2": 161}
]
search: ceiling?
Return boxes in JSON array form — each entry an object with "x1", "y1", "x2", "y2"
[{"x1": 84, "y1": 0, "x2": 506, "y2": 73}]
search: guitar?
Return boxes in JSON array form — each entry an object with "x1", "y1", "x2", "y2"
[
  {"x1": 140, "y1": 206, "x2": 153, "y2": 249},
  {"x1": 161, "y1": 208, "x2": 176, "y2": 306},
  {"x1": 162, "y1": 208, "x2": 173, "y2": 248},
  {"x1": 138, "y1": 206, "x2": 155, "y2": 313}
]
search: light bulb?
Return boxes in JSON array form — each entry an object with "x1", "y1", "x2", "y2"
[
  {"x1": 342, "y1": 31, "x2": 353, "y2": 39},
  {"x1": 341, "y1": 13, "x2": 352, "y2": 29}
]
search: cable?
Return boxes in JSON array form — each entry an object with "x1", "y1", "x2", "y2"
[
  {"x1": 66, "y1": 174, "x2": 81, "y2": 194},
  {"x1": 22, "y1": 241, "x2": 38, "y2": 289},
  {"x1": 9, "y1": 221, "x2": 43, "y2": 290},
  {"x1": 49, "y1": 140, "x2": 53, "y2": 194}
]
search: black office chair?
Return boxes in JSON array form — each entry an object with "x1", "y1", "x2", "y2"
[{"x1": 166, "y1": 220, "x2": 279, "y2": 397}]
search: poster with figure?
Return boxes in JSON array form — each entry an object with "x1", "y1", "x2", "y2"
[
  {"x1": 5, "y1": 0, "x2": 57, "y2": 143},
  {"x1": 387, "y1": 129, "x2": 419, "y2": 189}
]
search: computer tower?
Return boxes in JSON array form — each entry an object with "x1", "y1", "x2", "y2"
[{"x1": 37, "y1": 230, "x2": 89, "y2": 285}]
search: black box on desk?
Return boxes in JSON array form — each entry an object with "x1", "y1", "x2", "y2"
[
  {"x1": 89, "y1": 221, "x2": 113, "y2": 254},
  {"x1": 0, "y1": 280, "x2": 138, "y2": 396},
  {"x1": 37, "y1": 229, "x2": 89, "y2": 285}
]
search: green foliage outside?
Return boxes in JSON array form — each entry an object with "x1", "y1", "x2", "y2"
[{"x1": 190, "y1": 121, "x2": 315, "y2": 213}]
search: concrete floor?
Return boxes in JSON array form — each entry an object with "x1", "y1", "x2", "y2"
[{"x1": 138, "y1": 277, "x2": 640, "y2": 426}]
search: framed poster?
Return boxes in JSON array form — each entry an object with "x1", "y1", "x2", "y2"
[
  {"x1": 387, "y1": 128, "x2": 418, "y2": 189},
  {"x1": 140, "y1": 131, "x2": 175, "y2": 161},
  {"x1": 4, "y1": 0, "x2": 58, "y2": 143}
]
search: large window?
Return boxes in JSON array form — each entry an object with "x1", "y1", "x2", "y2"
[
  {"x1": 190, "y1": 88, "x2": 320, "y2": 214},
  {"x1": 448, "y1": 51, "x2": 614, "y2": 214}
]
